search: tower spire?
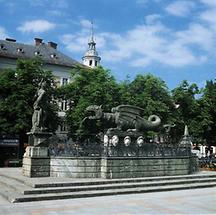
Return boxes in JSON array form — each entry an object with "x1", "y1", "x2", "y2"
[
  {"x1": 90, "y1": 21, "x2": 94, "y2": 41},
  {"x1": 82, "y1": 21, "x2": 101, "y2": 68}
]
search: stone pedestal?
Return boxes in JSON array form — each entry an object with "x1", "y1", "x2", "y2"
[
  {"x1": 100, "y1": 131, "x2": 198, "y2": 179},
  {"x1": 27, "y1": 131, "x2": 53, "y2": 147},
  {"x1": 100, "y1": 156, "x2": 198, "y2": 179},
  {"x1": 22, "y1": 146, "x2": 50, "y2": 177}
]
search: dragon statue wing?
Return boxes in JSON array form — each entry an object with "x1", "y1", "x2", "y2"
[
  {"x1": 111, "y1": 105, "x2": 161, "y2": 131},
  {"x1": 111, "y1": 105, "x2": 144, "y2": 116},
  {"x1": 111, "y1": 105, "x2": 145, "y2": 130}
]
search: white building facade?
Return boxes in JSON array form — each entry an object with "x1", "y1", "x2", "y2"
[
  {"x1": 0, "y1": 38, "x2": 82, "y2": 139},
  {"x1": 0, "y1": 35, "x2": 101, "y2": 141}
]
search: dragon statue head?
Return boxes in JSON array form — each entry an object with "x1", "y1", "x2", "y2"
[{"x1": 85, "y1": 105, "x2": 103, "y2": 120}]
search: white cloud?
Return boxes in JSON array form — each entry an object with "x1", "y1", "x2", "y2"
[
  {"x1": 61, "y1": 31, "x2": 115, "y2": 54},
  {"x1": 200, "y1": 0, "x2": 216, "y2": 7},
  {"x1": 17, "y1": 20, "x2": 56, "y2": 33},
  {"x1": 0, "y1": 26, "x2": 8, "y2": 39},
  {"x1": 105, "y1": 23, "x2": 207, "y2": 67},
  {"x1": 199, "y1": 1, "x2": 216, "y2": 31},
  {"x1": 80, "y1": 19, "x2": 93, "y2": 29},
  {"x1": 165, "y1": 0, "x2": 196, "y2": 17},
  {"x1": 61, "y1": 19, "x2": 112, "y2": 54},
  {"x1": 61, "y1": 34, "x2": 86, "y2": 52},
  {"x1": 200, "y1": 9, "x2": 216, "y2": 26},
  {"x1": 145, "y1": 14, "x2": 161, "y2": 25},
  {"x1": 101, "y1": 16, "x2": 213, "y2": 67},
  {"x1": 102, "y1": 23, "x2": 168, "y2": 62},
  {"x1": 175, "y1": 24, "x2": 214, "y2": 51},
  {"x1": 60, "y1": 14, "x2": 216, "y2": 68}
]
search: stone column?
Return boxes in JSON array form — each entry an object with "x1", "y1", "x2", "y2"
[
  {"x1": 22, "y1": 132, "x2": 52, "y2": 177},
  {"x1": 22, "y1": 146, "x2": 50, "y2": 177}
]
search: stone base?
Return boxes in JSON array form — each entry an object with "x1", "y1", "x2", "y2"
[
  {"x1": 27, "y1": 131, "x2": 53, "y2": 147},
  {"x1": 22, "y1": 155, "x2": 198, "y2": 178},
  {"x1": 101, "y1": 156, "x2": 198, "y2": 179},
  {"x1": 48, "y1": 155, "x2": 198, "y2": 179},
  {"x1": 22, "y1": 146, "x2": 50, "y2": 177},
  {"x1": 24, "y1": 146, "x2": 49, "y2": 157},
  {"x1": 50, "y1": 157, "x2": 101, "y2": 178}
]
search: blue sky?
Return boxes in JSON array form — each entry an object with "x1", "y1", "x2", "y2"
[{"x1": 0, "y1": 0, "x2": 216, "y2": 89}]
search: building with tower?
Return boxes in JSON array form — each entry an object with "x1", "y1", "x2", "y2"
[
  {"x1": 0, "y1": 37, "x2": 81, "y2": 135},
  {"x1": 0, "y1": 25, "x2": 101, "y2": 165},
  {"x1": 82, "y1": 22, "x2": 101, "y2": 68},
  {"x1": 0, "y1": 37, "x2": 82, "y2": 164}
]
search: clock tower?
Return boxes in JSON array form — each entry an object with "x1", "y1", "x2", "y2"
[{"x1": 82, "y1": 22, "x2": 101, "y2": 68}]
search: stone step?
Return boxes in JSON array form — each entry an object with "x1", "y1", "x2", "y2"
[
  {"x1": 1, "y1": 170, "x2": 216, "y2": 203},
  {"x1": 0, "y1": 172, "x2": 33, "y2": 202},
  {"x1": 24, "y1": 177, "x2": 216, "y2": 195},
  {"x1": 11, "y1": 182, "x2": 216, "y2": 203},
  {"x1": 0, "y1": 180, "x2": 18, "y2": 202},
  {"x1": 33, "y1": 173, "x2": 216, "y2": 188},
  {"x1": 0, "y1": 174, "x2": 31, "y2": 193}
]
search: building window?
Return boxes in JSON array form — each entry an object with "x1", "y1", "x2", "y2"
[
  {"x1": 0, "y1": 44, "x2": 6, "y2": 50},
  {"x1": 34, "y1": 51, "x2": 41, "y2": 56},
  {"x1": 51, "y1": 53, "x2": 57, "y2": 58},
  {"x1": 95, "y1": 61, "x2": 97, "y2": 66},
  {"x1": 62, "y1": 78, "x2": 68, "y2": 86},
  {"x1": 17, "y1": 48, "x2": 24, "y2": 53},
  {"x1": 61, "y1": 100, "x2": 68, "y2": 111},
  {"x1": 58, "y1": 122, "x2": 67, "y2": 132},
  {"x1": 89, "y1": 60, "x2": 92, "y2": 66}
]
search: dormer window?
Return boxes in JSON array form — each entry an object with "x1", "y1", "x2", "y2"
[
  {"x1": 34, "y1": 51, "x2": 41, "y2": 56},
  {"x1": 0, "y1": 44, "x2": 6, "y2": 50},
  {"x1": 17, "y1": 48, "x2": 24, "y2": 53},
  {"x1": 51, "y1": 53, "x2": 57, "y2": 59},
  {"x1": 62, "y1": 78, "x2": 68, "y2": 86}
]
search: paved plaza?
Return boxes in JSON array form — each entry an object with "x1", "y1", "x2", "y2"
[{"x1": 0, "y1": 187, "x2": 215, "y2": 215}]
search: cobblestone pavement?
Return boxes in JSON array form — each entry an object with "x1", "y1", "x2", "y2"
[{"x1": 0, "y1": 187, "x2": 215, "y2": 215}]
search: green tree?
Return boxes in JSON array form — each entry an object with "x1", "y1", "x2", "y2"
[
  {"x1": 171, "y1": 80, "x2": 201, "y2": 140},
  {"x1": 198, "y1": 80, "x2": 216, "y2": 145},
  {"x1": 119, "y1": 74, "x2": 173, "y2": 123},
  {"x1": 61, "y1": 66, "x2": 120, "y2": 136},
  {"x1": 0, "y1": 59, "x2": 59, "y2": 156}
]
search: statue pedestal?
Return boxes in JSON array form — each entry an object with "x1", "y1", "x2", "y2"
[
  {"x1": 27, "y1": 131, "x2": 53, "y2": 147},
  {"x1": 22, "y1": 146, "x2": 50, "y2": 177},
  {"x1": 23, "y1": 132, "x2": 52, "y2": 177},
  {"x1": 24, "y1": 146, "x2": 49, "y2": 157}
]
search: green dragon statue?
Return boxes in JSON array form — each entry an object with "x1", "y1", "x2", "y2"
[{"x1": 85, "y1": 105, "x2": 162, "y2": 132}]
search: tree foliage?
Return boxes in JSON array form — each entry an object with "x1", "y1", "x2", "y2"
[
  {"x1": 119, "y1": 74, "x2": 173, "y2": 121},
  {"x1": 60, "y1": 66, "x2": 121, "y2": 136},
  {"x1": 61, "y1": 67, "x2": 216, "y2": 145},
  {"x1": 198, "y1": 80, "x2": 216, "y2": 145},
  {"x1": 0, "y1": 59, "x2": 59, "y2": 140},
  {"x1": 171, "y1": 80, "x2": 201, "y2": 139},
  {"x1": 1, "y1": 59, "x2": 216, "y2": 146}
]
